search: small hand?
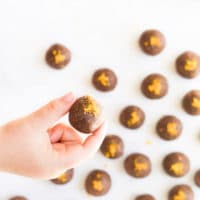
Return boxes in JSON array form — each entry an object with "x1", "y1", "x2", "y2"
[{"x1": 0, "y1": 92, "x2": 106, "y2": 179}]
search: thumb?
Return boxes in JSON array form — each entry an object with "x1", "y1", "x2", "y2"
[{"x1": 28, "y1": 92, "x2": 76, "y2": 130}]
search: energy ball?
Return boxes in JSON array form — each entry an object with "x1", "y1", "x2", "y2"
[
  {"x1": 176, "y1": 51, "x2": 200, "y2": 79},
  {"x1": 135, "y1": 194, "x2": 155, "y2": 200},
  {"x1": 9, "y1": 197, "x2": 27, "y2": 200},
  {"x1": 156, "y1": 115, "x2": 182, "y2": 140},
  {"x1": 124, "y1": 153, "x2": 151, "y2": 178},
  {"x1": 168, "y1": 184, "x2": 194, "y2": 200},
  {"x1": 119, "y1": 106, "x2": 145, "y2": 129},
  {"x1": 92, "y1": 68, "x2": 117, "y2": 92},
  {"x1": 182, "y1": 90, "x2": 200, "y2": 115},
  {"x1": 85, "y1": 169, "x2": 111, "y2": 196},
  {"x1": 141, "y1": 73, "x2": 168, "y2": 99},
  {"x1": 194, "y1": 169, "x2": 200, "y2": 187},
  {"x1": 51, "y1": 169, "x2": 74, "y2": 185},
  {"x1": 100, "y1": 135, "x2": 124, "y2": 159},
  {"x1": 163, "y1": 152, "x2": 190, "y2": 177},
  {"x1": 45, "y1": 44, "x2": 71, "y2": 69},
  {"x1": 139, "y1": 29, "x2": 166, "y2": 55},
  {"x1": 69, "y1": 96, "x2": 103, "y2": 133}
]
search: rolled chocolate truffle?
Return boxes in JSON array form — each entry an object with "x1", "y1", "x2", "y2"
[
  {"x1": 168, "y1": 184, "x2": 194, "y2": 200},
  {"x1": 141, "y1": 73, "x2": 168, "y2": 99},
  {"x1": 119, "y1": 106, "x2": 145, "y2": 129},
  {"x1": 163, "y1": 152, "x2": 190, "y2": 177},
  {"x1": 9, "y1": 197, "x2": 27, "y2": 200},
  {"x1": 176, "y1": 51, "x2": 200, "y2": 79},
  {"x1": 124, "y1": 153, "x2": 151, "y2": 178},
  {"x1": 92, "y1": 68, "x2": 117, "y2": 92},
  {"x1": 85, "y1": 169, "x2": 111, "y2": 196},
  {"x1": 156, "y1": 115, "x2": 182, "y2": 140},
  {"x1": 100, "y1": 135, "x2": 124, "y2": 159},
  {"x1": 45, "y1": 43, "x2": 71, "y2": 69},
  {"x1": 182, "y1": 90, "x2": 200, "y2": 115},
  {"x1": 135, "y1": 194, "x2": 155, "y2": 200},
  {"x1": 51, "y1": 169, "x2": 74, "y2": 185},
  {"x1": 139, "y1": 29, "x2": 165, "y2": 55},
  {"x1": 69, "y1": 96, "x2": 103, "y2": 133},
  {"x1": 194, "y1": 169, "x2": 200, "y2": 187}
]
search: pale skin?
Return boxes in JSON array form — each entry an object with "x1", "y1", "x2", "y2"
[{"x1": 0, "y1": 92, "x2": 106, "y2": 179}]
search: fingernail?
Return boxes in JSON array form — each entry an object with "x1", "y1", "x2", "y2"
[{"x1": 61, "y1": 92, "x2": 75, "y2": 103}]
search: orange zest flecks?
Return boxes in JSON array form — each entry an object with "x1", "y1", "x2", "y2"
[
  {"x1": 167, "y1": 123, "x2": 177, "y2": 136},
  {"x1": 148, "y1": 79, "x2": 161, "y2": 95},
  {"x1": 134, "y1": 159, "x2": 148, "y2": 172},
  {"x1": 127, "y1": 112, "x2": 139, "y2": 127},
  {"x1": 83, "y1": 96, "x2": 100, "y2": 116},
  {"x1": 192, "y1": 97, "x2": 200, "y2": 109},
  {"x1": 92, "y1": 180, "x2": 103, "y2": 191},
  {"x1": 104, "y1": 143, "x2": 118, "y2": 158},
  {"x1": 97, "y1": 73, "x2": 110, "y2": 86},
  {"x1": 57, "y1": 173, "x2": 67, "y2": 183},
  {"x1": 184, "y1": 59, "x2": 197, "y2": 71},
  {"x1": 170, "y1": 162, "x2": 184, "y2": 176},
  {"x1": 173, "y1": 190, "x2": 186, "y2": 200},
  {"x1": 144, "y1": 36, "x2": 160, "y2": 47},
  {"x1": 52, "y1": 50, "x2": 65, "y2": 64}
]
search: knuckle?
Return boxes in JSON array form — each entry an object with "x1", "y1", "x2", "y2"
[{"x1": 48, "y1": 100, "x2": 60, "y2": 112}]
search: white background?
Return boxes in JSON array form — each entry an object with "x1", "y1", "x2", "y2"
[{"x1": 0, "y1": 0, "x2": 199, "y2": 199}]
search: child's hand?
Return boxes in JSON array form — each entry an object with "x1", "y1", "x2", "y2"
[{"x1": 0, "y1": 92, "x2": 106, "y2": 179}]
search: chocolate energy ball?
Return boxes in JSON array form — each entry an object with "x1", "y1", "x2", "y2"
[
  {"x1": 163, "y1": 152, "x2": 190, "y2": 177},
  {"x1": 51, "y1": 169, "x2": 74, "y2": 185},
  {"x1": 139, "y1": 29, "x2": 166, "y2": 55},
  {"x1": 45, "y1": 44, "x2": 71, "y2": 69},
  {"x1": 141, "y1": 73, "x2": 168, "y2": 99},
  {"x1": 92, "y1": 68, "x2": 117, "y2": 92},
  {"x1": 194, "y1": 169, "x2": 200, "y2": 187},
  {"x1": 9, "y1": 197, "x2": 27, "y2": 200},
  {"x1": 182, "y1": 90, "x2": 200, "y2": 115},
  {"x1": 135, "y1": 194, "x2": 155, "y2": 200},
  {"x1": 100, "y1": 135, "x2": 124, "y2": 159},
  {"x1": 119, "y1": 106, "x2": 145, "y2": 129},
  {"x1": 85, "y1": 169, "x2": 111, "y2": 196},
  {"x1": 168, "y1": 184, "x2": 194, "y2": 200},
  {"x1": 69, "y1": 96, "x2": 103, "y2": 133},
  {"x1": 156, "y1": 115, "x2": 182, "y2": 140},
  {"x1": 176, "y1": 51, "x2": 200, "y2": 79},
  {"x1": 124, "y1": 153, "x2": 151, "y2": 178}
]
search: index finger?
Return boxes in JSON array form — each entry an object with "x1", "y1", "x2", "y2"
[{"x1": 28, "y1": 92, "x2": 76, "y2": 130}]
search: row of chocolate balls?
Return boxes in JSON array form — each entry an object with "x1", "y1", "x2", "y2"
[
  {"x1": 45, "y1": 29, "x2": 200, "y2": 81},
  {"x1": 91, "y1": 68, "x2": 200, "y2": 115},
  {"x1": 68, "y1": 93, "x2": 199, "y2": 136},
  {"x1": 9, "y1": 166, "x2": 198, "y2": 199},
  {"x1": 51, "y1": 168, "x2": 195, "y2": 200}
]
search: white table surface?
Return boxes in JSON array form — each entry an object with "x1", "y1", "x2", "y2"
[{"x1": 0, "y1": 0, "x2": 199, "y2": 199}]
